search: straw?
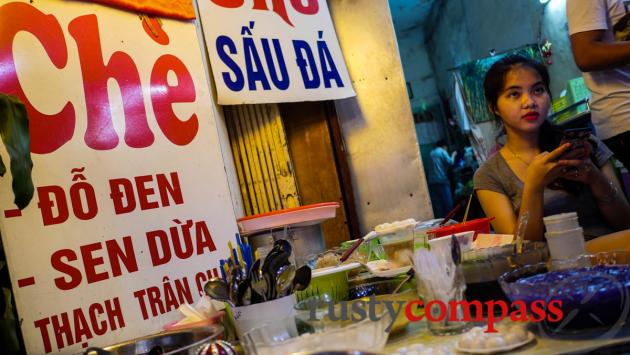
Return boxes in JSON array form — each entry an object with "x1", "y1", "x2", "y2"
[
  {"x1": 222, "y1": 263, "x2": 229, "y2": 281},
  {"x1": 462, "y1": 194, "x2": 473, "y2": 223},
  {"x1": 244, "y1": 244, "x2": 253, "y2": 270},
  {"x1": 236, "y1": 246, "x2": 244, "y2": 267},
  {"x1": 228, "y1": 241, "x2": 240, "y2": 266},
  {"x1": 219, "y1": 259, "x2": 227, "y2": 281}
]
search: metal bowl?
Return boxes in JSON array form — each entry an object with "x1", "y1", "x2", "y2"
[{"x1": 84, "y1": 325, "x2": 223, "y2": 355}]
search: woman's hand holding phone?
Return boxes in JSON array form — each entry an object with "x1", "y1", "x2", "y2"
[
  {"x1": 525, "y1": 143, "x2": 577, "y2": 189},
  {"x1": 559, "y1": 128, "x2": 593, "y2": 160},
  {"x1": 558, "y1": 157, "x2": 599, "y2": 184},
  {"x1": 554, "y1": 127, "x2": 599, "y2": 183}
]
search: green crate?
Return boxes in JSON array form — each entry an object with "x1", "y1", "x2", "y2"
[
  {"x1": 551, "y1": 96, "x2": 576, "y2": 124},
  {"x1": 567, "y1": 77, "x2": 590, "y2": 112}
]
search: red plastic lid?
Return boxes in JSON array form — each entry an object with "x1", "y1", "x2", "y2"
[{"x1": 426, "y1": 217, "x2": 495, "y2": 235}]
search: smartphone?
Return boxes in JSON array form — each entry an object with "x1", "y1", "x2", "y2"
[
  {"x1": 560, "y1": 127, "x2": 593, "y2": 160},
  {"x1": 562, "y1": 127, "x2": 592, "y2": 141}
]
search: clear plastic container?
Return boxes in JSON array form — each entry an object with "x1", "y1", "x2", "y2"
[{"x1": 243, "y1": 307, "x2": 391, "y2": 355}]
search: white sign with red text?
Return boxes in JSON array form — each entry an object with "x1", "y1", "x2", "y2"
[
  {"x1": 0, "y1": 1, "x2": 237, "y2": 353},
  {"x1": 197, "y1": 0, "x2": 355, "y2": 104}
]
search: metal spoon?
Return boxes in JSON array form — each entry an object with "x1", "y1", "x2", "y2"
[
  {"x1": 236, "y1": 278, "x2": 251, "y2": 306},
  {"x1": 292, "y1": 265, "x2": 312, "y2": 292},
  {"x1": 249, "y1": 259, "x2": 267, "y2": 302},
  {"x1": 273, "y1": 238, "x2": 293, "y2": 255},
  {"x1": 265, "y1": 271, "x2": 278, "y2": 300},
  {"x1": 229, "y1": 267, "x2": 242, "y2": 305},
  {"x1": 275, "y1": 264, "x2": 296, "y2": 297},
  {"x1": 261, "y1": 248, "x2": 280, "y2": 274},
  {"x1": 204, "y1": 277, "x2": 229, "y2": 300},
  {"x1": 203, "y1": 277, "x2": 237, "y2": 308}
]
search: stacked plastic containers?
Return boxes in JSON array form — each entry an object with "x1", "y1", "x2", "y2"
[{"x1": 543, "y1": 212, "x2": 585, "y2": 261}]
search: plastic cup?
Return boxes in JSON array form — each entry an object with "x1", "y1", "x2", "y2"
[
  {"x1": 416, "y1": 239, "x2": 470, "y2": 336},
  {"x1": 379, "y1": 226, "x2": 415, "y2": 267},
  {"x1": 543, "y1": 212, "x2": 580, "y2": 233},
  {"x1": 545, "y1": 227, "x2": 585, "y2": 262}
]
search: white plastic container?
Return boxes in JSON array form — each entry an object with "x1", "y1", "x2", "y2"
[
  {"x1": 543, "y1": 212, "x2": 579, "y2": 233},
  {"x1": 545, "y1": 227, "x2": 585, "y2": 261},
  {"x1": 231, "y1": 294, "x2": 296, "y2": 340},
  {"x1": 413, "y1": 218, "x2": 456, "y2": 249}
]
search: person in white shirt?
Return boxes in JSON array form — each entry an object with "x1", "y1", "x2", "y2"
[{"x1": 567, "y1": 0, "x2": 630, "y2": 170}]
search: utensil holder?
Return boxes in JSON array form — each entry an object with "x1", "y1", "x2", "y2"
[{"x1": 229, "y1": 294, "x2": 296, "y2": 340}]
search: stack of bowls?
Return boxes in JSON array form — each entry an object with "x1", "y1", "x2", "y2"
[{"x1": 543, "y1": 212, "x2": 585, "y2": 262}]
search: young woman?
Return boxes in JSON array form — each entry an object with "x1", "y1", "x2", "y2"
[{"x1": 473, "y1": 55, "x2": 630, "y2": 252}]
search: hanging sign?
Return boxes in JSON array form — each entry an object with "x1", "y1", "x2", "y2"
[
  {"x1": 197, "y1": 0, "x2": 356, "y2": 104},
  {"x1": 0, "y1": 1, "x2": 237, "y2": 353}
]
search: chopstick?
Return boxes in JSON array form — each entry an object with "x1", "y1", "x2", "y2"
[
  {"x1": 339, "y1": 231, "x2": 378, "y2": 264},
  {"x1": 439, "y1": 203, "x2": 462, "y2": 226}
]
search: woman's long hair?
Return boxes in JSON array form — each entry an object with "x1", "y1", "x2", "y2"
[{"x1": 483, "y1": 55, "x2": 581, "y2": 194}]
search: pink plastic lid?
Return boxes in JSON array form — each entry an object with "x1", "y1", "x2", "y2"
[{"x1": 237, "y1": 202, "x2": 339, "y2": 235}]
